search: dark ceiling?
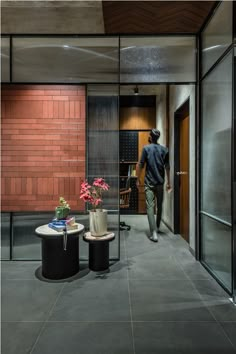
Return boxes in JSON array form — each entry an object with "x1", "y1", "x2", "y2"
[{"x1": 102, "y1": 1, "x2": 217, "y2": 34}]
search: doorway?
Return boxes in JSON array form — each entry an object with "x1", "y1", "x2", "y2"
[
  {"x1": 174, "y1": 99, "x2": 190, "y2": 243},
  {"x1": 119, "y1": 86, "x2": 158, "y2": 215}
]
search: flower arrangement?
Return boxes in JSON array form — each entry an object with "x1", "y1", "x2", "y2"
[{"x1": 80, "y1": 178, "x2": 110, "y2": 211}]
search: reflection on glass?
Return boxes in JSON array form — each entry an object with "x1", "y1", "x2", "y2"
[
  {"x1": 12, "y1": 37, "x2": 119, "y2": 83},
  {"x1": 202, "y1": 2, "x2": 232, "y2": 76},
  {"x1": 87, "y1": 85, "x2": 119, "y2": 259},
  {"x1": 201, "y1": 215, "x2": 231, "y2": 290},
  {"x1": 12, "y1": 213, "x2": 54, "y2": 260},
  {"x1": 120, "y1": 36, "x2": 196, "y2": 83},
  {"x1": 1, "y1": 213, "x2": 10, "y2": 260},
  {"x1": 201, "y1": 52, "x2": 232, "y2": 224},
  {"x1": 1, "y1": 37, "x2": 10, "y2": 82}
]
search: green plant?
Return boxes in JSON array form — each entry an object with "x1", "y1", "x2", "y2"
[{"x1": 55, "y1": 197, "x2": 70, "y2": 220}]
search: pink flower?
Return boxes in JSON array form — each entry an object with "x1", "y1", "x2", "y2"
[
  {"x1": 80, "y1": 181, "x2": 91, "y2": 193},
  {"x1": 94, "y1": 198, "x2": 102, "y2": 206},
  {"x1": 93, "y1": 178, "x2": 109, "y2": 191},
  {"x1": 79, "y1": 178, "x2": 110, "y2": 210}
]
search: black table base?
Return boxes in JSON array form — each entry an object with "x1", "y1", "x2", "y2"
[
  {"x1": 89, "y1": 242, "x2": 109, "y2": 271},
  {"x1": 42, "y1": 237, "x2": 79, "y2": 280}
]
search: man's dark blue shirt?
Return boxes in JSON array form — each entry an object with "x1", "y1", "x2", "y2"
[{"x1": 139, "y1": 143, "x2": 170, "y2": 187}]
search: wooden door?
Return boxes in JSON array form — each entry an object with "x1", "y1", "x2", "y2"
[
  {"x1": 138, "y1": 131, "x2": 150, "y2": 213},
  {"x1": 179, "y1": 116, "x2": 189, "y2": 242}
]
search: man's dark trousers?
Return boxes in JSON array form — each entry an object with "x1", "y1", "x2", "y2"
[{"x1": 145, "y1": 184, "x2": 164, "y2": 233}]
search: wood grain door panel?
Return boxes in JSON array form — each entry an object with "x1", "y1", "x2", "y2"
[
  {"x1": 179, "y1": 116, "x2": 189, "y2": 242},
  {"x1": 120, "y1": 107, "x2": 156, "y2": 130},
  {"x1": 138, "y1": 131, "x2": 150, "y2": 213}
]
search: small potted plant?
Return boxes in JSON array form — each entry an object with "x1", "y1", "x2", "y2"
[
  {"x1": 80, "y1": 178, "x2": 110, "y2": 236},
  {"x1": 55, "y1": 197, "x2": 70, "y2": 220}
]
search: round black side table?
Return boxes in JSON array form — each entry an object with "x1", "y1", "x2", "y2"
[
  {"x1": 35, "y1": 223, "x2": 84, "y2": 280},
  {"x1": 83, "y1": 232, "x2": 115, "y2": 272}
]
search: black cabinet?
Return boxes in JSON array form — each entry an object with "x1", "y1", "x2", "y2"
[
  {"x1": 120, "y1": 131, "x2": 139, "y2": 213},
  {"x1": 120, "y1": 131, "x2": 138, "y2": 162}
]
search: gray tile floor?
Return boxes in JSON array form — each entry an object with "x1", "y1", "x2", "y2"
[{"x1": 2, "y1": 215, "x2": 236, "y2": 354}]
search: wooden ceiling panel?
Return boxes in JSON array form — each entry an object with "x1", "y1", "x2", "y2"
[{"x1": 102, "y1": 1, "x2": 217, "y2": 34}]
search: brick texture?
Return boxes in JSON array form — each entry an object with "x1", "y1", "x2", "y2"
[{"x1": 1, "y1": 85, "x2": 86, "y2": 212}]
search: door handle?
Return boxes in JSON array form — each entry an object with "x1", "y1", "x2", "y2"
[{"x1": 176, "y1": 171, "x2": 188, "y2": 175}]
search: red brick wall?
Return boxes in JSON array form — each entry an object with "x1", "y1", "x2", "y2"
[{"x1": 1, "y1": 85, "x2": 86, "y2": 212}]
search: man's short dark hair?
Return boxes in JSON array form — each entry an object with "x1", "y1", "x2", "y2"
[{"x1": 150, "y1": 129, "x2": 160, "y2": 143}]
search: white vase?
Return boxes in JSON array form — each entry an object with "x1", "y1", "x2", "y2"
[{"x1": 89, "y1": 209, "x2": 108, "y2": 237}]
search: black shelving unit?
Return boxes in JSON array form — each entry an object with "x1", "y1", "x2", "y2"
[
  {"x1": 120, "y1": 131, "x2": 139, "y2": 213},
  {"x1": 120, "y1": 131, "x2": 138, "y2": 162}
]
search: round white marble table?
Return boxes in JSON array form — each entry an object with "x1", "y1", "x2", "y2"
[
  {"x1": 35, "y1": 223, "x2": 84, "y2": 238},
  {"x1": 35, "y1": 223, "x2": 84, "y2": 280}
]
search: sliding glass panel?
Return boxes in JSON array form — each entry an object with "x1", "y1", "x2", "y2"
[
  {"x1": 202, "y1": 2, "x2": 233, "y2": 76},
  {"x1": 12, "y1": 212, "x2": 54, "y2": 260},
  {"x1": 1, "y1": 37, "x2": 10, "y2": 82},
  {"x1": 1, "y1": 213, "x2": 11, "y2": 260},
  {"x1": 201, "y1": 52, "x2": 232, "y2": 224},
  {"x1": 82, "y1": 85, "x2": 119, "y2": 259},
  {"x1": 120, "y1": 36, "x2": 196, "y2": 83},
  {"x1": 12, "y1": 37, "x2": 119, "y2": 83},
  {"x1": 201, "y1": 214, "x2": 231, "y2": 290}
]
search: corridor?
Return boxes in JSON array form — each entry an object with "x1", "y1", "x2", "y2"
[{"x1": 2, "y1": 215, "x2": 236, "y2": 354}]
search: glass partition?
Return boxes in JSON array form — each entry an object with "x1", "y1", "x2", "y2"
[
  {"x1": 200, "y1": 51, "x2": 233, "y2": 290},
  {"x1": 12, "y1": 213, "x2": 53, "y2": 260},
  {"x1": 201, "y1": 215, "x2": 232, "y2": 289},
  {"x1": 12, "y1": 37, "x2": 119, "y2": 83},
  {"x1": 8, "y1": 35, "x2": 197, "y2": 84},
  {"x1": 202, "y1": 2, "x2": 233, "y2": 76},
  {"x1": 120, "y1": 36, "x2": 196, "y2": 83},
  {"x1": 201, "y1": 52, "x2": 232, "y2": 224},
  {"x1": 82, "y1": 84, "x2": 119, "y2": 260},
  {"x1": 1, "y1": 213, "x2": 11, "y2": 260},
  {"x1": 1, "y1": 36, "x2": 10, "y2": 82}
]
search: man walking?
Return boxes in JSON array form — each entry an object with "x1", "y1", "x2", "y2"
[{"x1": 136, "y1": 129, "x2": 171, "y2": 242}]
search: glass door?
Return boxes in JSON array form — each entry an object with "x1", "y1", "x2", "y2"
[
  {"x1": 200, "y1": 1, "x2": 233, "y2": 292},
  {"x1": 84, "y1": 84, "x2": 120, "y2": 260}
]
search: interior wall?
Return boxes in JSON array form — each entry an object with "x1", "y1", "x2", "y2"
[
  {"x1": 1, "y1": 85, "x2": 86, "y2": 212},
  {"x1": 155, "y1": 86, "x2": 170, "y2": 232},
  {"x1": 156, "y1": 87, "x2": 167, "y2": 146},
  {"x1": 167, "y1": 85, "x2": 196, "y2": 251}
]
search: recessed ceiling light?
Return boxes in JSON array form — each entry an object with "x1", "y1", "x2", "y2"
[{"x1": 134, "y1": 86, "x2": 139, "y2": 95}]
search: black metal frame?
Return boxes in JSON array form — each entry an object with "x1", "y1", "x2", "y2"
[
  {"x1": 231, "y1": 4, "x2": 236, "y2": 301},
  {"x1": 1, "y1": 32, "x2": 198, "y2": 262},
  {"x1": 195, "y1": 33, "x2": 201, "y2": 260},
  {"x1": 2, "y1": 82, "x2": 196, "y2": 86},
  {"x1": 2, "y1": 33, "x2": 198, "y2": 36},
  {"x1": 9, "y1": 212, "x2": 13, "y2": 260},
  {"x1": 233, "y1": 52, "x2": 236, "y2": 302},
  {"x1": 118, "y1": 36, "x2": 121, "y2": 259},
  {"x1": 198, "y1": 1, "x2": 235, "y2": 296},
  {"x1": 9, "y1": 36, "x2": 12, "y2": 82}
]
